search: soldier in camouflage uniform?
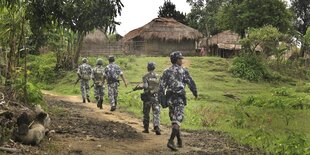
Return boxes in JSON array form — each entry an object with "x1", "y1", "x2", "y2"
[
  {"x1": 135, "y1": 62, "x2": 161, "y2": 135},
  {"x1": 77, "y1": 57, "x2": 92, "y2": 103},
  {"x1": 92, "y1": 58, "x2": 105, "y2": 109},
  {"x1": 158, "y1": 51, "x2": 198, "y2": 151},
  {"x1": 104, "y1": 55, "x2": 128, "y2": 111}
]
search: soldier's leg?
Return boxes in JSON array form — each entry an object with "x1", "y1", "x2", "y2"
[
  {"x1": 174, "y1": 102, "x2": 185, "y2": 148},
  {"x1": 85, "y1": 80, "x2": 90, "y2": 102},
  {"x1": 167, "y1": 98, "x2": 184, "y2": 151},
  {"x1": 114, "y1": 83, "x2": 119, "y2": 107},
  {"x1": 80, "y1": 80, "x2": 86, "y2": 103},
  {"x1": 142, "y1": 101, "x2": 151, "y2": 133},
  {"x1": 152, "y1": 102, "x2": 161, "y2": 135},
  {"x1": 94, "y1": 85, "x2": 99, "y2": 102},
  {"x1": 98, "y1": 85, "x2": 104, "y2": 109}
]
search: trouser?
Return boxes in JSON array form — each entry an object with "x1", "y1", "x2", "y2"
[
  {"x1": 143, "y1": 98, "x2": 160, "y2": 128},
  {"x1": 94, "y1": 84, "x2": 104, "y2": 101},
  {"x1": 168, "y1": 97, "x2": 185, "y2": 126},
  {"x1": 107, "y1": 82, "x2": 119, "y2": 107},
  {"x1": 80, "y1": 79, "x2": 90, "y2": 99}
]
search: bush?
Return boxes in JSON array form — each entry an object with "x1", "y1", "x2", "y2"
[
  {"x1": 14, "y1": 77, "x2": 44, "y2": 106},
  {"x1": 230, "y1": 53, "x2": 270, "y2": 81}
]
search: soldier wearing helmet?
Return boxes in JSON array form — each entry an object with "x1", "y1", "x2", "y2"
[
  {"x1": 77, "y1": 57, "x2": 92, "y2": 103},
  {"x1": 103, "y1": 55, "x2": 128, "y2": 111},
  {"x1": 92, "y1": 58, "x2": 105, "y2": 109},
  {"x1": 158, "y1": 51, "x2": 198, "y2": 151},
  {"x1": 135, "y1": 62, "x2": 161, "y2": 135}
]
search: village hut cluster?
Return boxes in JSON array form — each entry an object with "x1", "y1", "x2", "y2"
[{"x1": 81, "y1": 17, "x2": 250, "y2": 58}]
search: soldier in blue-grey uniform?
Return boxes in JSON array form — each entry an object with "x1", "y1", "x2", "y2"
[
  {"x1": 104, "y1": 55, "x2": 128, "y2": 111},
  {"x1": 158, "y1": 51, "x2": 198, "y2": 151},
  {"x1": 77, "y1": 57, "x2": 92, "y2": 103},
  {"x1": 92, "y1": 58, "x2": 105, "y2": 109},
  {"x1": 134, "y1": 62, "x2": 161, "y2": 135}
]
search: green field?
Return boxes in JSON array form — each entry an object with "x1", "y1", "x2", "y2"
[{"x1": 29, "y1": 54, "x2": 310, "y2": 153}]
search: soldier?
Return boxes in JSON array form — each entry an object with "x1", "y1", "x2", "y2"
[
  {"x1": 134, "y1": 62, "x2": 161, "y2": 135},
  {"x1": 158, "y1": 51, "x2": 198, "y2": 151},
  {"x1": 77, "y1": 57, "x2": 92, "y2": 103},
  {"x1": 92, "y1": 58, "x2": 105, "y2": 109},
  {"x1": 104, "y1": 55, "x2": 127, "y2": 111}
]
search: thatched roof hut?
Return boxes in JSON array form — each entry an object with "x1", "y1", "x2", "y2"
[
  {"x1": 121, "y1": 17, "x2": 203, "y2": 56},
  {"x1": 201, "y1": 30, "x2": 263, "y2": 58}
]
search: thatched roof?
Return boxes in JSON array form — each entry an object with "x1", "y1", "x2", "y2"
[
  {"x1": 122, "y1": 18, "x2": 203, "y2": 42},
  {"x1": 83, "y1": 29, "x2": 108, "y2": 44},
  {"x1": 200, "y1": 30, "x2": 241, "y2": 50}
]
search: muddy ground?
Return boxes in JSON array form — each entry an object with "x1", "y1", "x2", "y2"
[{"x1": 0, "y1": 92, "x2": 262, "y2": 155}]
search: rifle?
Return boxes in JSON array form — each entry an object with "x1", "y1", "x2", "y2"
[
  {"x1": 126, "y1": 83, "x2": 143, "y2": 94},
  {"x1": 74, "y1": 77, "x2": 81, "y2": 86}
]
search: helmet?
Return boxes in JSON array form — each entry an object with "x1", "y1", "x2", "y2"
[
  {"x1": 96, "y1": 58, "x2": 103, "y2": 65},
  {"x1": 82, "y1": 57, "x2": 88, "y2": 63},
  {"x1": 147, "y1": 62, "x2": 155, "y2": 70},
  {"x1": 108, "y1": 55, "x2": 115, "y2": 62},
  {"x1": 170, "y1": 51, "x2": 183, "y2": 64}
]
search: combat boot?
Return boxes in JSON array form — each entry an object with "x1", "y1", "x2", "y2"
[
  {"x1": 177, "y1": 138, "x2": 182, "y2": 148},
  {"x1": 99, "y1": 99, "x2": 103, "y2": 109},
  {"x1": 82, "y1": 98, "x2": 86, "y2": 103},
  {"x1": 110, "y1": 106, "x2": 116, "y2": 111},
  {"x1": 86, "y1": 96, "x2": 91, "y2": 103},
  {"x1": 154, "y1": 126, "x2": 161, "y2": 135},
  {"x1": 167, "y1": 139, "x2": 178, "y2": 151},
  {"x1": 142, "y1": 125, "x2": 149, "y2": 133}
]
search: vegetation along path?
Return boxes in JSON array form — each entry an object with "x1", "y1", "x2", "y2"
[{"x1": 14, "y1": 91, "x2": 260, "y2": 155}]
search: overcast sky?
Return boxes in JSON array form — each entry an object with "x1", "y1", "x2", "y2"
[{"x1": 115, "y1": 0, "x2": 191, "y2": 36}]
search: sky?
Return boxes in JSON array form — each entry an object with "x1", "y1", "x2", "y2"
[{"x1": 115, "y1": 0, "x2": 191, "y2": 36}]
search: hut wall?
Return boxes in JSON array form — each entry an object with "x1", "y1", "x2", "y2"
[{"x1": 145, "y1": 39, "x2": 196, "y2": 56}]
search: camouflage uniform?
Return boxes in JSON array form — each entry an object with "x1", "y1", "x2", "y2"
[
  {"x1": 92, "y1": 59, "x2": 105, "y2": 109},
  {"x1": 141, "y1": 63, "x2": 161, "y2": 135},
  {"x1": 104, "y1": 63, "x2": 123, "y2": 109},
  {"x1": 77, "y1": 59, "x2": 92, "y2": 103},
  {"x1": 158, "y1": 51, "x2": 197, "y2": 151},
  {"x1": 158, "y1": 64, "x2": 197, "y2": 125}
]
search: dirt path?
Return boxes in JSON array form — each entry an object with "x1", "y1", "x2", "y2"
[{"x1": 16, "y1": 91, "x2": 260, "y2": 155}]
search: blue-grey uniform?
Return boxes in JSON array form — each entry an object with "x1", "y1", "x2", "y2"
[
  {"x1": 141, "y1": 62, "x2": 161, "y2": 135},
  {"x1": 158, "y1": 64, "x2": 197, "y2": 125},
  {"x1": 92, "y1": 58, "x2": 105, "y2": 109},
  {"x1": 77, "y1": 58, "x2": 92, "y2": 103},
  {"x1": 104, "y1": 61, "x2": 123, "y2": 110},
  {"x1": 158, "y1": 51, "x2": 197, "y2": 151}
]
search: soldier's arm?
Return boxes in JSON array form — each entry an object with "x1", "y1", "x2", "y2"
[
  {"x1": 184, "y1": 69, "x2": 198, "y2": 98},
  {"x1": 142, "y1": 75, "x2": 148, "y2": 89}
]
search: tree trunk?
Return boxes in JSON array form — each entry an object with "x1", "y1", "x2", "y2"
[
  {"x1": 5, "y1": 36, "x2": 16, "y2": 100},
  {"x1": 73, "y1": 31, "x2": 86, "y2": 69}
]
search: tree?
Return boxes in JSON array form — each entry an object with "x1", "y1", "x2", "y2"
[
  {"x1": 240, "y1": 25, "x2": 284, "y2": 57},
  {"x1": 26, "y1": 0, "x2": 123, "y2": 69},
  {"x1": 290, "y1": 0, "x2": 310, "y2": 57},
  {"x1": 158, "y1": 0, "x2": 187, "y2": 24},
  {"x1": 186, "y1": 0, "x2": 228, "y2": 36},
  {"x1": 216, "y1": 0, "x2": 292, "y2": 37}
]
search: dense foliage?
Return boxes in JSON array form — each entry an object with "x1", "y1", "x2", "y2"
[{"x1": 158, "y1": 0, "x2": 187, "y2": 24}]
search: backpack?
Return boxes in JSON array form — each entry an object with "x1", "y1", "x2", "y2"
[
  {"x1": 147, "y1": 74, "x2": 159, "y2": 94},
  {"x1": 93, "y1": 67, "x2": 104, "y2": 83},
  {"x1": 105, "y1": 65, "x2": 119, "y2": 82},
  {"x1": 80, "y1": 65, "x2": 91, "y2": 80}
]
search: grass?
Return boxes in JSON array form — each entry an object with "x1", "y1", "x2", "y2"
[{"x1": 29, "y1": 54, "x2": 310, "y2": 153}]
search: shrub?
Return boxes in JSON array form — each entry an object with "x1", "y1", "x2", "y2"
[{"x1": 230, "y1": 53, "x2": 270, "y2": 81}]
